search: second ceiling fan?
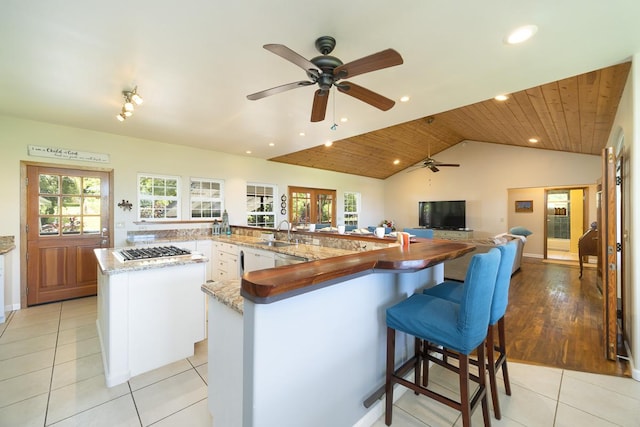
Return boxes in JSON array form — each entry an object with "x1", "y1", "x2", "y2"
[{"x1": 246, "y1": 36, "x2": 403, "y2": 122}]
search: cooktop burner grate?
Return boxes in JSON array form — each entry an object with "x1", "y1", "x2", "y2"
[{"x1": 117, "y1": 245, "x2": 192, "y2": 262}]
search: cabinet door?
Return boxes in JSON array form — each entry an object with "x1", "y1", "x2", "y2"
[
  {"x1": 243, "y1": 248, "x2": 275, "y2": 273},
  {"x1": 196, "y1": 240, "x2": 213, "y2": 281}
]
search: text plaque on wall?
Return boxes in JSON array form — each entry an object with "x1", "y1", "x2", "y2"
[{"x1": 28, "y1": 145, "x2": 110, "y2": 163}]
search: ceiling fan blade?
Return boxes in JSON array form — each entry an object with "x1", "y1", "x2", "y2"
[
  {"x1": 429, "y1": 165, "x2": 440, "y2": 172},
  {"x1": 247, "y1": 80, "x2": 314, "y2": 100},
  {"x1": 263, "y1": 44, "x2": 321, "y2": 77},
  {"x1": 310, "y1": 89, "x2": 329, "y2": 122},
  {"x1": 336, "y1": 82, "x2": 395, "y2": 111},
  {"x1": 433, "y1": 163, "x2": 460, "y2": 167},
  {"x1": 333, "y1": 49, "x2": 403, "y2": 79}
]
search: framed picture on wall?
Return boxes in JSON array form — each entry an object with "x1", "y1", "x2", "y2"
[{"x1": 515, "y1": 200, "x2": 533, "y2": 213}]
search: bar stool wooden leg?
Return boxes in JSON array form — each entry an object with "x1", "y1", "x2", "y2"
[
  {"x1": 385, "y1": 327, "x2": 395, "y2": 426},
  {"x1": 497, "y1": 317, "x2": 511, "y2": 396},
  {"x1": 459, "y1": 354, "x2": 471, "y2": 427},
  {"x1": 486, "y1": 324, "x2": 501, "y2": 419},
  {"x1": 477, "y1": 339, "x2": 491, "y2": 427},
  {"x1": 414, "y1": 337, "x2": 422, "y2": 393}
]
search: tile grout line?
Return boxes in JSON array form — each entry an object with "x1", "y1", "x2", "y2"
[{"x1": 43, "y1": 302, "x2": 63, "y2": 427}]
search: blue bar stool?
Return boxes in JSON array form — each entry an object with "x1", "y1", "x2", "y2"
[
  {"x1": 385, "y1": 248, "x2": 501, "y2": 427},
  {"x1": 423, "y1": 240, "x2": 518, "y2": 419}
]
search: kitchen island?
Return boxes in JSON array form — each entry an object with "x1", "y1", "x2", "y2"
[
  {"x1": 202, "y1": 237, "x2": 474, "y2": 427},
  {"x1": 94, "y1": 248, "x2": 208, "y2": 387}
]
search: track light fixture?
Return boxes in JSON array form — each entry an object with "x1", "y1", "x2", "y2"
[{"x1": 116, "y1": 86, "x2": 143, "y2": 121}]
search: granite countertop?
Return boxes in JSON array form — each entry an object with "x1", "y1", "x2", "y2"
[
  {"x1": 94, "y1": 248, "x2": 208, "y2": 275},
  {"x1": 212, "y1": 235, "x2": 358, "y2": 260},
  {"x1": 201, "y1": 279, "x2": 243, "y2": 314},
  {"x1": 0, "y1": 236, "x2": 16, "y2": 255}
]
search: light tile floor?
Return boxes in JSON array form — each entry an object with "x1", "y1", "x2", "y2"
[{"x1": 1, "y1": 296, "x2": 639, "y2": 426}]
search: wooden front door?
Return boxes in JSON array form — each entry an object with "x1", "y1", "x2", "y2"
[{"x1": 26, "y1": 164, "x2": 112, "y2": 305}]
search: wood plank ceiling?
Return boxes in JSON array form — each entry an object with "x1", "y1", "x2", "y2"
[{"x1": 269, "y1": 62, "x2": 631, "y2": 180}]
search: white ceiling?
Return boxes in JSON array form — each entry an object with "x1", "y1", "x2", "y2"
[{"x1": 1, "y1": 0, "x2": 639, "y2": 162}]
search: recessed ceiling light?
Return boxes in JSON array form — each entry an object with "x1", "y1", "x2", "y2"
[
  {"x1": 268, "y1": 142, "x2": 275, "y2": 147},
  {"x1": 324, "y1": 141, "x2": 333, "y2": 147},
  {"x1": 299, "y1": 132, "x2": 305, "y2": 137},
  {"x1": 506, "y1": 25, "x2": 538, "y2": 44},
  {"x1": 528, "y1": 138, "x2": 539, "y2": 143},
  {"x1": 400, "y1": 96, "x2": 410, "y2": 103},
  {"x1": 494, "y1": 94, "x2": 509, "y2": 101},
  {"x1": 393, "y1": 159, "x2": 400, "y2": 165},
  {"x1": 245, "y1": 150, "x2": 252, "y2": 154},
  {"x1": 340, "y1": 117, "x2": 348, "y2": 123}
]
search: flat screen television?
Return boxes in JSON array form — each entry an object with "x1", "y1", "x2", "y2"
[{"x1": 418, "y1": 200, "x2": 466, "y2": 230}]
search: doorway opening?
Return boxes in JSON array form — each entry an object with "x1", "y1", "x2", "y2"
[{"x1": 545, "y1": 187, "x2": 589, "y2": 263}]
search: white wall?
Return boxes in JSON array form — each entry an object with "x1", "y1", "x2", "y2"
[
  {"x1": 0, "y1": 116, "x2": 385, "y2": 309},
  {"x1": 383, "y1": 140, "x2": 602, "y2": 245},
  {"x1": 506, "y1": 185, "x2": 598, "y2": 257}
]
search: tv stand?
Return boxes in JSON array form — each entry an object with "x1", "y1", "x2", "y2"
[{"x1": 432, "y1": 229, "x2": 474, "y2": 240}]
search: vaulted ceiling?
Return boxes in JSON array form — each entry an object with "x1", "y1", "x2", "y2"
[
  {"x1": 1, "y1": 1, "x2": 639, "y2": 180},
  {"x1": 271, "y1": 62, "x2": 631, "y2": 179}
]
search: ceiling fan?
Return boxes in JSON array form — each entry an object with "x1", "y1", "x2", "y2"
[
  {"x1": 246, "y1": 36, "x2": 403, "y2": 122},
  {"x1": 411, "y1": 127, "x2": 460, "y2": 172}
]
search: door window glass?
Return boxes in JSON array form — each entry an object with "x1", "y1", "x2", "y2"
[{"x1": 38, "y1": 174, "x2": 102, "y2": 236}]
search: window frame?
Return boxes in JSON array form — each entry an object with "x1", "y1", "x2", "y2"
[
  {"x1": 246, "y1": 182, "x2": 277, "y2": 228},
  {"x1": 189, "y1": 177, "x2": 224, "y2": 220},
  {"x1": 137, "y1": 173, "x2": 181, "y2": 221},
  {"x1": 343, "y1": 191, "x2": 361, "y2": 227}
]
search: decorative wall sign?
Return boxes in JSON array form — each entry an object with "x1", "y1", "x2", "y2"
[
  {"x1": 515, "y1": 200, "x2": 533, "y2": 213},
  {"x1": 28, "y1": 145, "x2": 110, "y2": 163}
]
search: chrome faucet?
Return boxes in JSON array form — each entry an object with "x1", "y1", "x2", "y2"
[{"x1": 276, "y1": 220, "x2": 291, "y2": 242}]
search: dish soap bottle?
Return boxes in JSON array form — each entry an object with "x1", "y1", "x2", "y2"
[{"x1": 221, "y1": 209, "x2": 231, "y2": 235}]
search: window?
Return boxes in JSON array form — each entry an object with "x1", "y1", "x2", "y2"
[
  {"x1": 37, "y1": 173, "x2": 103, "y2": 236},
  {"x1": 344, "y1": 191, "x2": 360, "y2": 227},
  {"x1": 138, "y1": 174, "x2": 180, "y2": 221},
  {"x1": 247, "y1": 183, "x2": 276, "y2": 227},
  {"x1": 289, "y1": 186, "x2": 336, "y2": 227},
  {"x1": 190, "y1": 178, "x2": 224, "y2": 219}
]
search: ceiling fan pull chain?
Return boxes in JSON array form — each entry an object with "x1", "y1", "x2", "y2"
[{"x1": 330, "y1": 86, "x2": 338, "y2": 131}]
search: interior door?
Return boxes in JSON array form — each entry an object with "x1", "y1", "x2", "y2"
[
  {"x1": 26, "y1": 165, "x2": 111, "y2": 305},
  {"x1": 600, "y1": 147, "x2": 617, "y2": 360}
]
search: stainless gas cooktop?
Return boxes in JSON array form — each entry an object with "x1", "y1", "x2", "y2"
[{"x1": 113, "y1": 245, "x2": 191, "y2": 262}]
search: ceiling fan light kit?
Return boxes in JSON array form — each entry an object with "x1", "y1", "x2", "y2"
[
  {"x1": 116, "y1": 86, "x2": 143, "y2": 122},
  {"x1": 247, "y1": 36, "x2": 403, "y2": 122}
]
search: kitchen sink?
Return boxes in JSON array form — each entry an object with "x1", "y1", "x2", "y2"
[{"x1": 257, "y1": 241, "x2": 294, "y2": 247}]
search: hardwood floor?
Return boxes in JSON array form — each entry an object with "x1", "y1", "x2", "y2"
[{"x1": 504, "y1": 257, "x2": 630, "y2": 377}]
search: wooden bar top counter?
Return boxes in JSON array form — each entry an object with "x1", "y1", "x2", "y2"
[{"x1": 241, "y1": 238, "x2": 475, "y2": 303}]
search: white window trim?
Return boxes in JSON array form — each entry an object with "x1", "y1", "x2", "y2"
[
  {"x1": 137, "y1": 173, "x2": 181, "y2": 221},
  {"x1": 344, "y1": 191, "x2": 361, "y2": 226},
  {"x1": 189, "y1": 177, "x2": 225, "y2": 220},
  {"x1": 246, "y1": 182, "x2": 277, "y2": 227}
]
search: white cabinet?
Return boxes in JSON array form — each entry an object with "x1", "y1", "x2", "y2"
[
  {"x1": 214, "y1": 242, "x2": 239, "y2": 280},
  {"x1": 195, "y1": 240, "x2": 213, "y2": 281},
  {"x1": 242, "y1": 247, "x2": 275, "y2": 273}
]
